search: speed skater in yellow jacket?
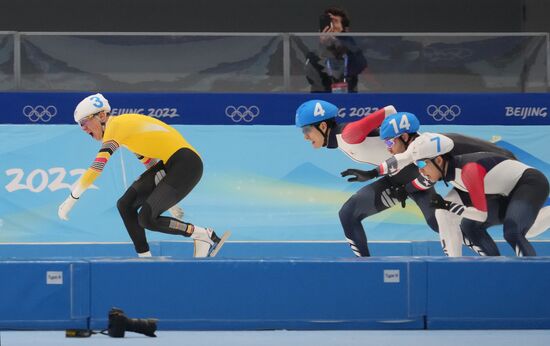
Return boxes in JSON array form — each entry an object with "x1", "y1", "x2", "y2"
[{"x1": 57, "y1": 93, "x2": 229, "y2": 257}]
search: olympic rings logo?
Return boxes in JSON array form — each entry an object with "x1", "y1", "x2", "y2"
[
  {"x1": 426, "y1": 105, "x2": 461, "y2": 121},
  {"x1": 22, "y1": 105, "x2": 58, "y2": 122},
  {"x1": 225, "y1": 105, "x2": 260, "y2": 123}
]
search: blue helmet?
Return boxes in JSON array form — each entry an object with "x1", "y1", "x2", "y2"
[
  {"x1": 380, "y1": 112, "x2": 420, "y2": 140},
  {"x1": 295, "y1": 100, "x2": 338, "y2": 127}
]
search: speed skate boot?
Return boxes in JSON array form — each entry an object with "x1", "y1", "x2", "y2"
[{"x1": 191, "y1": 227, "x2": 231, "y2": 258}]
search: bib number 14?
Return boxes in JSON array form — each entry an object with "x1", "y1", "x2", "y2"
[{"x1": 388, "y1": 114, "x2": 411, "y2": 133}]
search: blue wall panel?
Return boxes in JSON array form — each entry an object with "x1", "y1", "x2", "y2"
[
  {"x1": 0, "y1": 260, "x2": 89, "y2": 329},
  {"x1": 2, "y1": 255, "x2": 550, "y2": 331},
  {"x1": 426, "y1": 257, "x2": 550, "y2": 329},
  {"x1": 88, "y1": 258, "x2": 426, "y2": 330},
  {"x1": 3, "y1": 92, "x2": 549, "y2": 125}
]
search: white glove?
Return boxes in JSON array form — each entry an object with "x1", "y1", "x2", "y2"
[
  {"x1": 58, "y1": 194, "x2": 78, "y2": 221},
  {"x1": 168, "y1": 205, "x2": 184, "y2": 220}
]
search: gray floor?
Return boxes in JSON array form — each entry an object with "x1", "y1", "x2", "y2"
[{"x1": 2, "y1": 330, "x2": 550, "y2": 346}]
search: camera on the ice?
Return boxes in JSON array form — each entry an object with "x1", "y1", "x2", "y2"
[{"x1": 107, "y1": 307, "x2": 157, "y2": 338}]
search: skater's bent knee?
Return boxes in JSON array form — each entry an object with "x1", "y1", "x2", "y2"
[{"x1": 137, "y1": 203, "x2": 155, "y2": 229}]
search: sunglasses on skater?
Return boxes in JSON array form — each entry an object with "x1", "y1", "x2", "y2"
[
  {"x1": 384, "y1": 138, "x2": 396, "y2": 148},
  {"x1": 414, "y1": 160, "x2": 428, "y2": 169},
  {"x1": 79, "y1": 113, "x2": 99, "y2": 127}
]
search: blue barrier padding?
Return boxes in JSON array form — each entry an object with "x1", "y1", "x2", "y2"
[
  {"x1": 0, "y1": 242, "x2": 160, "y2": 259},
  {"x1": 0, "y1": 260, "x2": 89, "y2": 329},
  {"x1": 88, "y1": 258, "x2": 426, "y2": 330},
  {"x1": 2, "y1": 241, "x2": 550, "y2": 259},
  {"x1": 425, "y1": 257, "x2": 550, "y2": 329},
  {"x1": 424, "y1": 241, "x2": 550, "y2": 257},
  {"x1": 2, "y1": 256, "x2": 550, "y2": 330},
  {"x1": 159, "y1": 241, "x2": 417, "y2": 258}
]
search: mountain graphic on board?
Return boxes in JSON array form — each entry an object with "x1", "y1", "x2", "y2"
[{"x1": 280, "y1": 162, "x2": 366, "y2": 193}]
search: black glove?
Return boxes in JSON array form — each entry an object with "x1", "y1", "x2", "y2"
[
  {"x1": 430, "y1": 194, "x2": 452, "y2": 210},
  {"x1": 389, "y1": 184, "x2": 408, "y2": 208},
  {"x1": 340, "y1": 168, "x2": 378, "y2": 182}
]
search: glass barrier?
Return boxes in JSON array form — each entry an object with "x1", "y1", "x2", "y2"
[
  {"x1": 290, "y1": 33, "x2": 549, "y2": 92},
  {"x1": 0, "y1": 32, "x2": 546, "y2": 92},
  {"x1": 0, "y1": 32, "x2": 15, "y2": 90},
  {"x1": 18, "y1": 33, "x2": 284, "y2": 92}
]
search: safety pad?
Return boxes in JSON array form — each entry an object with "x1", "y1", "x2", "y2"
[
  {"x1": 0, "y1": 260, "x2": 90, "y2": 329},
  {"x1": 88, "y1": 257, "x2": 427, "y2": 330},
  {"x1": 0, "y1": 242, "x2": 162, "y2": 259},
  {"x1": 3, "y1": 241, "x2": 550, "y2": 259},
  {"x1": 425, "y1": 256, "x2": 550, "y2": 329}
]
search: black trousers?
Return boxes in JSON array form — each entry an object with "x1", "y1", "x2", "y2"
[
  {"x1": 117, "y1": 148, "x2": 203, "y2": 253},
  {"x1": 460, "y1": 169, "x2": 549, "y2": 256},
  {"x1": 339, "y1": 174, "x2": 438, "y2": 257}
]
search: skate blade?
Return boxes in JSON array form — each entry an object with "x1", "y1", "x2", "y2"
[{"x1": 209, "y1": 231, "x2": 231, "y2": 257}]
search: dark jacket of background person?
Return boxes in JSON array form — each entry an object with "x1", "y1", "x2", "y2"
[
  {"x1": 305, "y1": 7, "x2": 368, "y2": 93},
  {"x1": 305, "y1": 35, "x2": 367, "y2": 93}
]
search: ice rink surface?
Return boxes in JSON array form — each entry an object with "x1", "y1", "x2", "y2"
[{"x1": 2, "y1": 330, "x2": 550, "y2": 346}]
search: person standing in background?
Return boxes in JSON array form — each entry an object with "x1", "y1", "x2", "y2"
[{"x1": 305, "y1": 7, "x2": 368, "y2": 93}]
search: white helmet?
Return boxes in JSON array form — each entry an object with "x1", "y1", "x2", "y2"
[
  {"x1": 411, "y1": 133, "x2": 454, "y2": 162},
  {"x1": 74, "y1": 93, "x2": 111, "y2": 124}
]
